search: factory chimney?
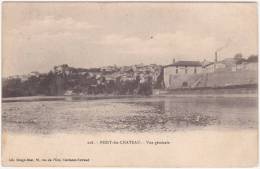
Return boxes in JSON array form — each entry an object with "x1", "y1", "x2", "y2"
[
  {"x1": 172, "y1": 58, "x2": 176, "y2": 64},
  {"x1": 215, "y1": 52, "x2": 218, "y2": 62},
  {"x1": 214, "y1": 52, "x2": 218, "y2": 72}
]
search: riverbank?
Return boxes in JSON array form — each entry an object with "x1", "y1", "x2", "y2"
[
  {"x1": 2, "y1": 95, "x2": 148, "y2": 102},
  {"x1": 158, "y1": 83, "x2": 258, "y2": 94},
  {"x1": 2, "y1": 92, "x2": 258, "y2": 103},
  {"x1": 2, "y1": 128, "x2": 258, "y2": 167}
]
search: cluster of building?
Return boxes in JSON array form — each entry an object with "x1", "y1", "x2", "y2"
[
  {"x1": 74, "y1": 64, "x2": 163, "y2": 86},
  {"x1": 4, "y1": 53, "x2": 257, "y2": 94},
  {"x1": 163, "y1": 54, "x2": 258, "y2": 89},
  {"x1": 50, "y1": 63, "x2": 162, "y2": 90}
]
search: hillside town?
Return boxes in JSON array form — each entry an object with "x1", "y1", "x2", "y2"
[
  {"x1": 3, "y1": 63, "x2": 163, "y2": 97},
  {"x1": 2, "y1": 53, "x2": 258, "y2": 98}
]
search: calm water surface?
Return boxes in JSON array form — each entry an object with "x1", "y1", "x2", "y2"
[{"x1": 2, "y1": 96, "x2": 258, "y2": 134}]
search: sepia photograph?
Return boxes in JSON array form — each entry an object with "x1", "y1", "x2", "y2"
[{"x1": 1, "y1": 2, "x2": 258, "y2": 167}]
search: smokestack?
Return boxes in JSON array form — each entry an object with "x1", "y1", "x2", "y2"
[
  {"x1": 214, "y1": 52, "x2": 218, "y2": 72},
  {"x1": 215, "y1": 52, "x2": 218, "y2": 62},
  {"x1": 173, "y1": 58, "x2": 176, "y2": 64}
]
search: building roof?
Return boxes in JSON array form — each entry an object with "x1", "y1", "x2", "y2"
[
  {"x1": 164, "y1": 61, "x2": 202, "y2": 68},
  {"x1": 203, "y1": 62, "x2": 214, "y2": 67}
]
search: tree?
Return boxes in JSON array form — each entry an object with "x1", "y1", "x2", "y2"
[
  {"x1": 247, "y1": 55, "x2": 258, "y2": 62},
  {"x1": 234, "y1": 53, "x2": 243, "y2": 60},
  {"x1": 234, "y1": 53, "x2": 245, "y2": 64},
  {"x1": 2, "y1": 78, "x2": 24, "y2": 97}
]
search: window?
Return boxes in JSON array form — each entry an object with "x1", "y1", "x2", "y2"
[{"x1": 182, "y1": 81, "x2": 188, "y2": 87}]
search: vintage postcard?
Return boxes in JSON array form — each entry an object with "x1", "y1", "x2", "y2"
[{"x1": 1, "y1": 2, "x2": 258, "y2": 167}]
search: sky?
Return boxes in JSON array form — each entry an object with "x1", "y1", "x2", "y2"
[{"x1": 2, "y1": 2, "x2": 258, "y2": 76}]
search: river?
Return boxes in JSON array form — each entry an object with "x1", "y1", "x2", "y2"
[{"x1": 2, "y1": 96, "x2": 258, "y2": 134}]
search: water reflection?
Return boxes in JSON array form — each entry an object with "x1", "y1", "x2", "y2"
[
  {"x1": 102, "y1": 97, "x2": 257, "y2": 132},
  {"x1": 103, "y1": 113, "x2": 218, "y2": 132},
  {"x1": 2, "y1": 96, "x2": 258, "y2": 134}
]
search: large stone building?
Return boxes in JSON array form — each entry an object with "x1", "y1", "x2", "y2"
[
  {"x1": 163, "y1": 57, "x2": 258, "y2": 89},
  {"x1": 163, "y1": 61, "x2": 203, "y2": 89}
]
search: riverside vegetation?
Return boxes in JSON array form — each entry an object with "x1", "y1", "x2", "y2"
[{"x1": 3, "y1": 64, "x2": 164, "y2": 97}]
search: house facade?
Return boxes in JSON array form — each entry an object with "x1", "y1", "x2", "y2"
[
  {"x1": 163, "y1": 61, "x2": 203, "y2": 89},
  {"x1": 203, "y1": 62, "x2": 226, "y2": 73},
  {"x1": 163, "y1": 57, "x2": 258, "y2": 89}
]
